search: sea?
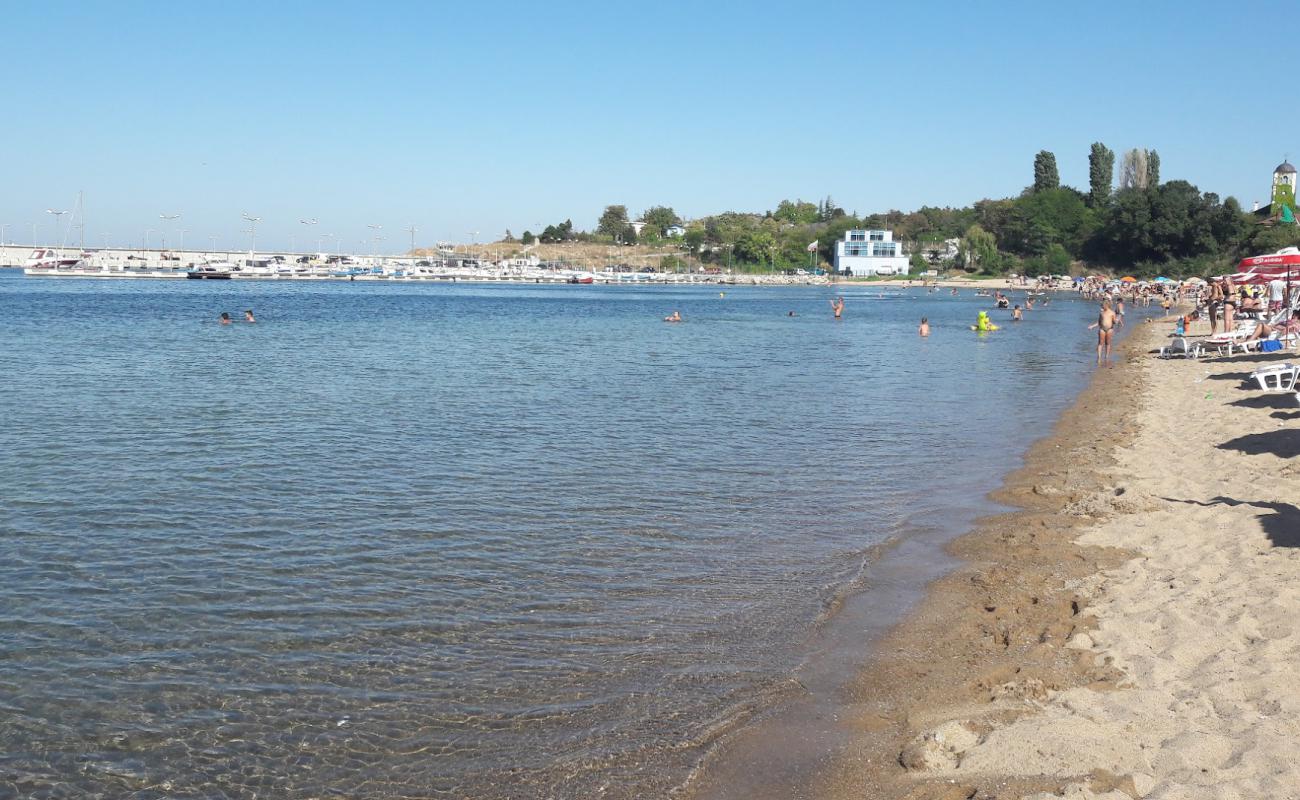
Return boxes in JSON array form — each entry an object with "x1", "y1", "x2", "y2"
[{"x1": 0, "y1": 272, "x2": 1122, "y2": 799}]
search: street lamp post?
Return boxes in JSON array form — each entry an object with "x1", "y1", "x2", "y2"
[
  {"x1": 404, "y1": 225, "x2": 418, "y2": 256},
  {"x1": 209, "y1": 235, "x2": 218, "y2": 255},
  {"x1": 300, "y1": 218, "x2": 317, "y2": 257},
  {"x1": 144, "y1": 228, "x2": 155, "y2": 250},
  {"x1": 160, "y1": 214, "x2": 180, "y2": 253},
  {"x1": 0, "y1": 223, "x2": 8, "y2": 246},
  {"x1": 46, "y1": 209, "x2": 68, "y2": 247},
  {"x1": 242, "y1": 213, "x2": 261, "y2": 255},
  {"x1": 367, "y1": 224, "x2": 382, "y2": 257}
]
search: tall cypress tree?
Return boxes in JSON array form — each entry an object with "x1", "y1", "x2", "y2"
[
  {"x1": 1033, "y1": 150, "x2": 1060, "y2": 192},
  {"x1": 1088, "y1": 142, "x2": 1115, "y2": 207},
  {"x1": 1145, "y1": 150, "x2": 1161, "y2": 188}
]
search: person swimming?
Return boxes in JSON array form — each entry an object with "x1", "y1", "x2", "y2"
[
  {"x1": 664, "y1": 311, "x2": 682, "y2": 323},
  {"x1": 219, "y1": 312, "x2": 232, "y2": 325},
  {"x1": 972, "y1": 310, "x2": 999, "y2": 331},
  {"x1": 244, "y1": 309, "x2": 256, "y2": 323}
]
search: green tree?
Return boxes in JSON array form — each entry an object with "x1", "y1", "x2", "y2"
[
  {"x1": 909, "y1": 251, "x2": 928, "y2": 275},
  {"x1": 521, "y1": 230, "x2": 535, "y2": 245},
  {"x1": 1033, "y1": 150, "x2": 1060, "y2": 192},
  {"x1": 961, "y1": 224, "x2": 999, "y2": 272},
  {"x1": 818, "y1": 195, "x2": 845, "y2": 222},
  {"x1": 1088, "y1": 142, "x2": 1114, "y2": 208},
  {"x1": 1005, "y1": 187, "x2": 1096, "y2": 257},
  {"x1": 733, "y1": 228, "x2": 776, "y2": 266},
  {"x1": 1146, "y1": 150, "x2": 1160, "y2": 188},
  {"x1": 773, "y1": 199, "x2": 819, "y2": 225},
  {"x1": 619, "y1": 224, "x2": 637, "y2": 245},
  {"x1": 640, "y1": 206, "x2": 681, "y2": 237},
  {"x1": 597, "y1": 205, "x2": 629, "y2": 238},
  {"x1": 684, "y1": 224, "x2": 706, "y2": 254}
]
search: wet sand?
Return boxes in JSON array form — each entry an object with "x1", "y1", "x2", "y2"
[{"x1": 814, "y1": 320, "x2": 1300, "y2": 798}]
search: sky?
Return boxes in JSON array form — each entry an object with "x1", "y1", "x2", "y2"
[{"x1": 3, "y1": 0, "x2": 1293, "y2": 253}]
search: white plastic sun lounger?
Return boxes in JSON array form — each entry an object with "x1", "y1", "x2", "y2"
[
  {"x1": 1159, "y1": 337, "x2": 1202, "y2": 359},
  {"x1": 1249, "y1": 363, "x2": 1299, "y2": 392}
]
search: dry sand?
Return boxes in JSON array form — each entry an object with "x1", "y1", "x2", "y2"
[{"x1": 820, "y1": 321, "x2": 1300, "y2": 799}]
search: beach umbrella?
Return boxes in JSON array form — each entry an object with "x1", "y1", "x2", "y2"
[
  {"x1": 1154, "y1": 276, "x2": 1173, "y2": 283},
  {"x1": 1120, "y1": 276, "x2": 1138, "y2": 282}
]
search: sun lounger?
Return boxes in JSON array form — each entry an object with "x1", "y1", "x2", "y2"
[
  {"x1": 1248, "y1": 363, "x2": 1299, "y2": 392},
  {"x1": 1158, "y1": 338, "x2": 1202, "y2": 359},
  {"x1": 1205, "y1": 321, "x2": 1262, "y2": 355}
]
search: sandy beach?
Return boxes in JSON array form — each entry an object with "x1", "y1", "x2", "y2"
[{"x1": 819, "y1": 318, "x2": 1300, "y2": 799}]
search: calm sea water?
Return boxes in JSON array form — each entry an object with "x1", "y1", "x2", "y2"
[{"x1": 0, "y1": 273, "x2": 1110, "y2": 799}]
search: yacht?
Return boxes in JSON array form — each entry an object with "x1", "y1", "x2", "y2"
[
  {"x1": 186, "y1": 263, "x2": 233, "y2": 280},
  {"x1": 23, "y1": 248, "x2": 85, "y2": 273}
]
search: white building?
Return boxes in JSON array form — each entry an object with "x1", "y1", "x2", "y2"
[{"x1": 834, "y1": 229, "x2": 909, "y2": 276}]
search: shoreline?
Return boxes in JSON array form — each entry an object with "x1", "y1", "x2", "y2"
[
  {"x1": 682, "y1": 297, "x2": 1130, "y2": 799},
  {"x1": 816, "y1": 319, "x2": 1300, "y2": 797},
  {"x1": 814, "y1": 317, "x2": 1150, "y2": 799}
]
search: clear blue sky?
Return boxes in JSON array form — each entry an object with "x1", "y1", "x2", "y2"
[{"x1": 4, "y1": 0, "x2": 1291, "y2": 252}]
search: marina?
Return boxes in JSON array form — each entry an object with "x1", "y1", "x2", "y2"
[{"x1": 0, "y1": 245, "x2": 829, "y2": 286}]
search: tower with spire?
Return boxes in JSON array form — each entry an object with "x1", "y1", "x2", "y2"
[{"x1": 1271, "y1": 159, "x2": 1297, "y2": 224}]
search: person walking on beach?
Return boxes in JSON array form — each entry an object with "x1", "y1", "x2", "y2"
[
  {"x1": 830, "y1": 296, "x2": 844, "y2": 319},
  {"x1": 1222, "y1": 274, "x2": 1236, "y2": 334},
  {"x1": 1116, "y1": 298, "x2": 1126, "y2": 327},
  {"x1": 1087, "y1": 301, "x2": 1117, "y2": 366}
]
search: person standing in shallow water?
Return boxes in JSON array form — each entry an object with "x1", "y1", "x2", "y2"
[
  {"x1": 219, "y1": 312, "x2": 231, "y2": 325},
  {"x1": 830, "y1": 296, "x2": 844, "y2": 319},
  {"x1": 244, "y1": 310, "x2": 256, "y2": 323},
  {"x1": 918, "y1": 317, "x2": 929, "y2": 336},
  {"x1": 1087, "y1": 300, "x2": 1117, "y2": 366}
]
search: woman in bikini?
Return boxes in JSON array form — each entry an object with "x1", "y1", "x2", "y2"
[
  {"x1": 1206, "y1": 278, "x2": 1223, "y2": 335},
  {"x1": 1222, "y1": 275, "x2": 1236, "y2": 334}
]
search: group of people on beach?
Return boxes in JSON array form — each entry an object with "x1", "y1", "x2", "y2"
[{"x1": 219, "y1": 310, "x2": 256, "y2": 324}]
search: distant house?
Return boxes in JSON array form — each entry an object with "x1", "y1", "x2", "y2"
[
  {"x1": 665, "y1": 224, "x2": 686, "y2": 238},
  {"x1": 834, "y1": 229, "x2": 909, "y2": 276},
  {"x1": 916, "y1": 238, "x2": 960, "y2": 262},
  {"x1": 629, "y1": 221, "x2": 648, "y2": 236}
]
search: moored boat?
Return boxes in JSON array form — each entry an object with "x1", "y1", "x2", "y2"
[{"x1": 186, "y1": 263, "x2": 233, "y2": 279}]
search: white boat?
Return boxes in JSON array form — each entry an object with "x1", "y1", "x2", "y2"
[{"x1": 23, "y1": 248, "x2": 85, "y2": 273}]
